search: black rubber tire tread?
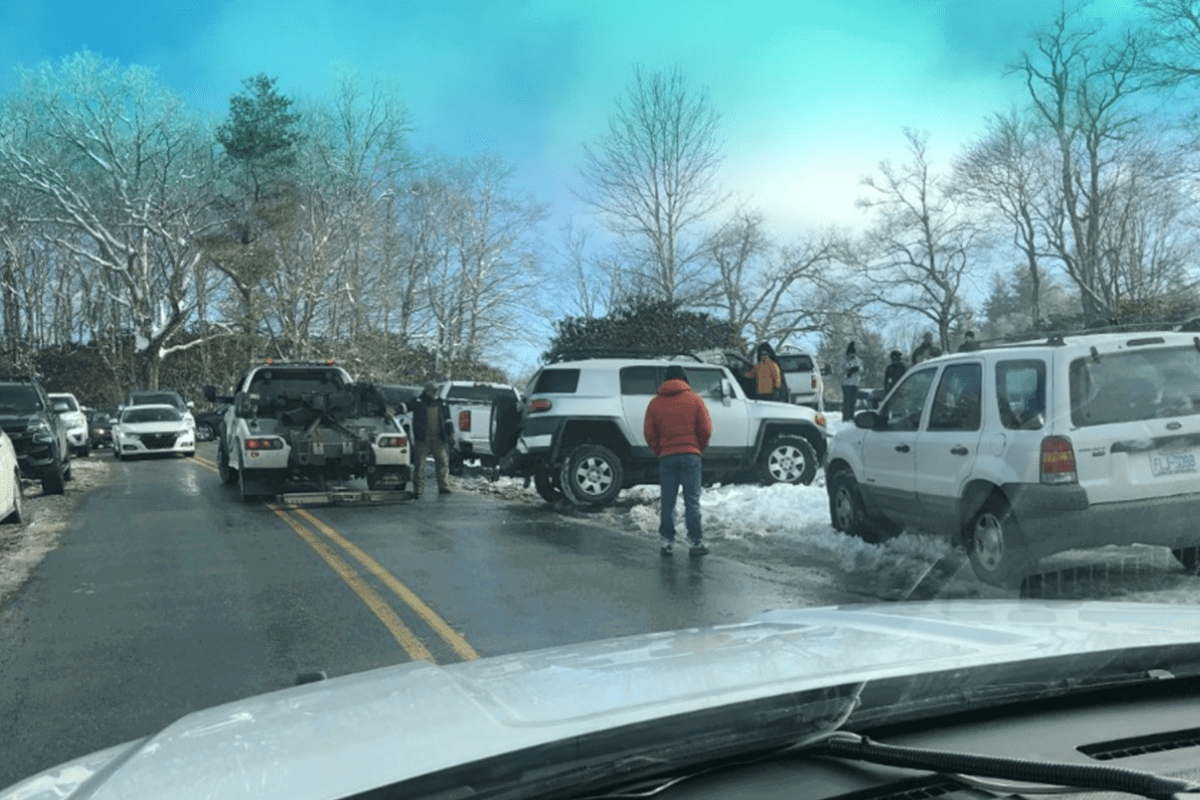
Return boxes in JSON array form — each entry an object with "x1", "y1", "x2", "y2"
[
  {"x1": 41, "y1": 453, "x2": 66, "y2": 495},
  {"x1": 534, "y1": 469, "x2": 563, "y2": 503},
  {"x1": 195, "y1": 423, "x2": 214, "y2": 442},
  {"x1": 218, "y1": 438, "x2": 238, "y2": 485},
  {"x1": 489, "y1": 394, "x2": 521, "y2": 458},
  {"x1": 560, "y1": 443, "x2": 624, "y2": 508},
  {"x1": 2, "y1": 470, "x2": 23, "y2": 524},
  {"x1": 966, "y1": 495, "x2": 1028, "y2": 588},
  {"x1": 756, "y1": 435, "x2": 819, "y2": 486},
  {"x1": 828, "y1": 468, "x2": 875, "y2": 541}
]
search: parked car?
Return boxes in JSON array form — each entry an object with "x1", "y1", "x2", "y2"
[
  {"x1": 437, "y1": 380, "x2": 521, "y2": 474},
  {"x1": 494, "y1": 352, "x2": 827, "y2": 506},
  {"x1": 0, "y1": 428, "x2": 23, "y2": 525},
  {"x1": 776, "y1": 347, "x2": 828, "y2": 409},
  {"x1": 0, "y1": 375, "x2": 71, "y2": 494},
  {"x1": 120, "y1": 389, "x2": 196, "y2": 432},
  {"x1": 191, "y1": 404, "x2": 229, "y2": 442},
  {"x1": 826, "y1": 328, "x2": 1200, "y2": 587},
  {"x1": 85, "y1": 407, "x2": 118, "y2": 449},
  {"x1": 112, "y1": 404, "x2": 196, "y2": 460},
  {"x1": 48, "y1": 392, "x2": 89, "y2": 456}
]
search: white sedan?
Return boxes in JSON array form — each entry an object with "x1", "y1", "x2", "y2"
[{"x1": 113, "y1": 404, "x2": 196, "y2": 460}]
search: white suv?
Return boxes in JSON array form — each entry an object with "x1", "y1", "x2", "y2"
[
  {"x1": 493, "y1": 354, "x2": 828, "y2": 507},
  {"x1": 49, "y1": 392, "x2": 89, "y2": 456},
  {"x1": 825, "y1": 329, "x2": 1200, "y2": 586}
]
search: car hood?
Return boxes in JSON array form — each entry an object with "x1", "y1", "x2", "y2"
[{"x1": 7, "y1": 600, "x2": 1200, "y2": 800}]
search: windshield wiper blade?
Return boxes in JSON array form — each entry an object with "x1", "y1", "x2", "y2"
[{"x1": 811, "y1": 732, "x2": 1200, "y2": 800}]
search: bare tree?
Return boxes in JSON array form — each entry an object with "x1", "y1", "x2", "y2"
[
  {"x1": 857, "y1": 130, "x2": 979, "y2": 351},
  {"x1": 577, "y1": 65, "x2": 727, "y2": 304},
  {"x1": 1018, "y1": 8, "x2": 1152, "y2": 321},
  {"x1": 0, "y1": 51, "x2": 221, "y2": 387},
  {"x1": 702, "y1": 209, "x2": 852, "y2": 346}
]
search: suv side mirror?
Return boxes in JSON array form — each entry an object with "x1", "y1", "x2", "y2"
[
  {"x1": 854, "y1": 410, "x2": 882, "y2": 429},
  {"x1": 203, "y1": 385, "x2": 217, "y2": 403},
  {"x1": 233, "y1": 391, "x2": 254, "y2": 419},
  {"x1": 721, "y1": 378, "x2": 735, "y2": 399}
]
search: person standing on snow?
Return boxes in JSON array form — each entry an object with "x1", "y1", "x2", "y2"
[
  {"x1": 644, "y1": 365, "x2": 712, "y2": 557},
  {"x1": 745, "y1": 342, "x2": 784, "y2": 401},
  {"x1": 883, "y1": 350, "x2": 907, "y2": 393},
  {"x1": 840, "y1": 341, "x2": 864, "y2": 421}
]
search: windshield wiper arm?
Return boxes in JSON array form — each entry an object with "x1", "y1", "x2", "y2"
[{"x1": 811, "y1": 732, "x2": 1200, "y2": 800}]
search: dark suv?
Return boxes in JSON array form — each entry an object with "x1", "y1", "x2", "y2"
[{"x1": 0, "y1": 376, "x2": 72, "y2": 493}]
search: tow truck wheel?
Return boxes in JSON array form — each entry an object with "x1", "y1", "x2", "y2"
[
  {"x1": 218, "y1": 439, "x2": 237, "y2": 485},
  {"x1": 237, "y1": 452, "x2": 254, "y2": 502}
]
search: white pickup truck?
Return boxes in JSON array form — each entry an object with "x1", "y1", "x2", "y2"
[{"x1": 438, "y1": 381, "x2": 521, "y2": 474}]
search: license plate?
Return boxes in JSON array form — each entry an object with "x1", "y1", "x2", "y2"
[{"x1": 1151, "y1": 449, "x2": 1197, "y2": 477}]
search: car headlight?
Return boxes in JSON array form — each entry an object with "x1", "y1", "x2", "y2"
[{"x1": 28, "y1": 420, "x2": 50, "y2": 434}]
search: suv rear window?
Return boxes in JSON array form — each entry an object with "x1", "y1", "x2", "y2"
[
  {"x1": 445, "y1": 385, "x2": 517, "y2": 403},
  {"x1": 1070, "y1": 345, "x2": 1200, "y2": 426},
  {"x1": 777, "y1": 355, "x2": 814, "y2": 372},
  {"x1": 532, "y1": 369, "x2": 579, "y2": 394}
]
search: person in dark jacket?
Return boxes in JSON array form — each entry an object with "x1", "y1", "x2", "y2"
[
  {"x1": 883, "y1": 350, "x2": 907, "y2": 393},
  {"x1": 912, "y1": 331, "x2": 943, "y2": 364},
  {"x1": 404, "y1": 382, "x2": 454, "y2": 497},
  {"x1": 958, "y1": 330, "x2": 980, "y2": 352},
  {"x1": 644, "y1": 365, "x2": 713, "y2": 556}
]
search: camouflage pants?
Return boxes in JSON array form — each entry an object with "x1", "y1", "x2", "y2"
[{"x1": 413, "y1": 439, "x2": 449, "y2": 494}]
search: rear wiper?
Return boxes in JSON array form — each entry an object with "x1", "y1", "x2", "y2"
[{"x1": 811, "y1": 732, "x2": 1200, "y2": 800}]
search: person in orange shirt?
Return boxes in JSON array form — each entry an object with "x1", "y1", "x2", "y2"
[
  {"x1": 745, "y1": 342, "x2": 783, "y2": 400},
  {"x1": 644, "y1": 365, "x2": 713, "y2": 556}
]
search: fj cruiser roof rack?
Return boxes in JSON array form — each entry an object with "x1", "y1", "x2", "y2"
[
  {"x1": 989, "y1": 321, "x2": 1186, "y2": 349},
  {"x1": 548, "y1": 348, "x2": 706, "y2": 364}
]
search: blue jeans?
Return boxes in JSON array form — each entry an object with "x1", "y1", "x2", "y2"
[{"x1": 658, "y1": 454, "x2": 702, "y2": 545}]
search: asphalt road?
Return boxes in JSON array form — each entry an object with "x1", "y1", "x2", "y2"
[{"x1": 0, "y1": 445, "x2": 818, "y2": 788}]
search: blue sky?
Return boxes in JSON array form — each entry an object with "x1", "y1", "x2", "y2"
[{"x1": 0, "y1": 0, "x2": 1144, "y2": 241}]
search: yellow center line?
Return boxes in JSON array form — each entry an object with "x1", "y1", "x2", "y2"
[
  {"x1": 192, "y1": 455, "x2": 219, "y2": 473},
  {"x1": 289, "y1": 506, "x2": 481, "y2": 661},
  {"x1": 268, "y1": 505, "x2": 434, "y2": 663}
]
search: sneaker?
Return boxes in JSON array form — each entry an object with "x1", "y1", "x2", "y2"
[
  {"x1": 689, "y1": 543, "x2": 709, "y2": 556},
  {"x1": 438, "y1": 487, "x2": 452, "y2": 495},
  {"x1": 659, "y1": 538, "x2": 674, "y2": 556}
]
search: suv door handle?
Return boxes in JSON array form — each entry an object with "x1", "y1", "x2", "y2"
[
  {"x1": 950, "y1": 446, "x2": 969, "y2": 456},
  {"x1": 894, "y1": 444, "x2": 910, "y2": 453}
]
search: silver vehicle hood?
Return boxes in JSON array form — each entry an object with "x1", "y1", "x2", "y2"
[{"x1": 7, "y1": 600, "x2": 1200, "y2": 800}]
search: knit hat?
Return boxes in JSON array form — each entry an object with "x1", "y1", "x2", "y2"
[
  {"x1": 889, "y1": 350, "x2": 902, "y2": 359},
  {"x1": 664, "y1": 365, "x2": 689, "y2": 384}
]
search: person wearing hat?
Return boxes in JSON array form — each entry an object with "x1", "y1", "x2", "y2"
[
  {"x1": 840, "y1": 341, "x2": 864, "y2": 421},
  {"x1": 958, "y1": 330, "x2": 980, "y2": 352},
  {"x1": 912, "y1": 331, "x2": 942, "y2": 364},
  {"x1": 643, "y1": 365, "x2": 713, "y2": 556},
  {"x1": 404, "y1": 381, "x2": 454, "y2": 497},
  {"x1": 883, "y1": 349, "x2": 907, "y2": 393}
]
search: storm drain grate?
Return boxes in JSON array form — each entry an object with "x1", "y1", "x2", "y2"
[
  {"x1": 830, "y1": 775, "x2": 967, "y2": 800},
  {"x1": 1079, "y1": 727, "x2": 1200, "y2": 760}
]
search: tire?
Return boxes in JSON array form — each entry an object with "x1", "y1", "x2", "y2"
[
  {"x1": 2, "y1": 470, "x2": 23, "y2": 524},
  {"x1": 41, "y1": 453, "x2": 65, "y2": 496},
  {"x1": 966, "y1": 496, "x2": 1029, "y2": 588},
  {"x1": 534, "y1": 469, "x2": 563, "y2": 503},
  {"x1": 489, "y1": 394, "x2": 521, "y2": 458},
  {"x1": 559, "y1": 444, "x2": 624, "y2": 508},
  {"x1": 75, "y1": 444, "x2": 89, "y2": 457},
  {"x1": 63, "y1": 460, "x2": 72, "y2": 482},
  {"x1": 113, "y1": 445, "x2": 122, "y2": 461},
  {"x1": 827, "y1": 469, "x2": 875, "y2": 541},
  {"x1": 218, "y1": 438, "x2": 238, "y2": 485},
  {"x1": 238, "y1": 451, "x2": 254, "y2": 502},
  {"x1": 185, "y1": 450, "x2": 196, "y2": 458},
  {"x1": 449, "y1": 451, "x2": 465, "y2": 477},
  {"x1": 757, "y1": 435, "x2": 819, "y2": 486},
  {"x1": 1172, "y1": 546, "x2": 1200, "y2": 573},
  {"x1": 195, "y1": 423, "x2": 214, "y2": 442}
]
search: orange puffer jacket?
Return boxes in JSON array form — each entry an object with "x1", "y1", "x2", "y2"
[{"x1": 643, "y1": 379, "x2": 713, "y2": 458}]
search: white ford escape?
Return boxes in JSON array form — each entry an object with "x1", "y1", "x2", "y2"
[{"x1": 825, "y1": 329, "x2": 1200, "y2": 586}]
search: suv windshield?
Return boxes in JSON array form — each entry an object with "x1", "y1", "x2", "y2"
[
  {"x1": 128, "y1": 392, "x2": 185, "y2": 410},
  {"x1": 0, "y1": 386, "x2": 42, "y2": 412}
]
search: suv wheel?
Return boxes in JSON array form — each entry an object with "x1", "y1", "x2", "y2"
[
  {"x1": 41, "y1": 451, "x2": 66, "y2": 495},
  {"x1": 195, "y1": 422, "x2": 214, "y2": 442},
  {"x1": 828, "y1": 469, "x2": 873, "y2": 541},
  {"x1": 757, "y1": 436, "x2": 818, "y2": 486},
  {"x1": 534, "y1": 469, "x2": 563, "y2": 503},
  {"x1": 560, "y1": 444, "x2": 623, "y2": 507},
  {"x1": 218, "y1": 438, "x2": 238, "y2": 485},
  {"x1": 966, "y1": 496, "x2": 1028, "y2": 587}
]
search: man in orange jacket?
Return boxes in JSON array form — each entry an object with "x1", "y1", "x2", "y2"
[{"x1": 644, "y1": 365, "x2": 713, "y2": 556}]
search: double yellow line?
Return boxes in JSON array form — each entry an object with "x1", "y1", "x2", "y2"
[{"x1": 191, "y1": 454, "x2": 478, "y2": 663}]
